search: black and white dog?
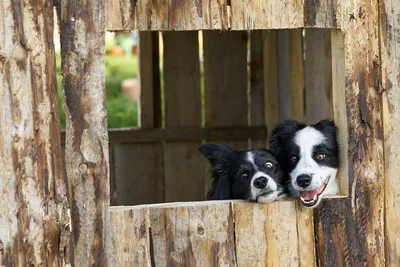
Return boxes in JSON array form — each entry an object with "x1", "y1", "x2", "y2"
[
  {"x1": 199, "y1": 144, "x2": 288, "y2": 203},
  {"x1": 270, "y1": 120, "x2": 339, "y2": 208}
]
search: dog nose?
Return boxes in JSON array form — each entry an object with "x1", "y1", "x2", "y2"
[
  {"x1": 297, "y1": 174, "x2": 312, "y2": 188},
  {"x1": 254, "y1": 177, "x2": 268, "y2": 189}
]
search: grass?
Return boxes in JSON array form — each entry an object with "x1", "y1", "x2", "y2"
[{"x1": 56, "y1": 53, "x2": 138, "y2": 129}]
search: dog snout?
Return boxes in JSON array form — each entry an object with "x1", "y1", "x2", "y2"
[
  {"x1": 296, "y1": 174, "x2": 312, "y2": 188},
  {"x1": 253, "y1": 177, "x2": 268, "y2": 189}
]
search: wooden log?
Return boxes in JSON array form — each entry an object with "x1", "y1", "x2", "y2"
[
  {"x1": 109, "y1": 207, "x2": 151, "y2": 266},
  {"x1": 0, "y1": 0, "x2": 70, "y2": 265},
  {"x1": 135, "y1": 0, "x2": 229, "y2": 31},
  {"x1": 149, "y1": 201, "x2": 236, "y2": 266},
  {"x1": 304, "y1": 29, "x2": 333, "y2": 124},
  {"x1": 230, "y1": 0, "x2": 304, "y2": 30},
  {"x1": 163, "y1": 31, "x2": 204, "y2": 202},
  {"x1": 113, "y1": 31, "x2": 164, "y2": 205},
  {"x1": 315, "y1": 1, "x2": 385, "y2": 266},
  {"x1": 203, "y1": 31, "x2": 249, "y2": 193},
  {"x1": 233, "y1": 201, "x2": 300, "y2": 267},
  {"x1": 380, "y1": 0, "x2": 400, "y2": 265},
  {"x1": 59, "y1": 0, "x2": 112, "y2": 265}
]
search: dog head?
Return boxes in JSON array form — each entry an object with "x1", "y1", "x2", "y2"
[
  {"x1": 270, "y1": 120, "x2": 339, "y2": 208},
  {"x1": 199, "y1": 143, "x2": 287, "y2": 203}
]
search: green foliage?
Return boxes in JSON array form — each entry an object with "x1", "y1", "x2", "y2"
[{"x1": 56, "y1": 53, "x2": 138, "y2": 129}]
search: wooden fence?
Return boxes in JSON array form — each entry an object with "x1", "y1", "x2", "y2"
[{"x1": 0, "y1": 0, "x2": 399, "y2": 266}]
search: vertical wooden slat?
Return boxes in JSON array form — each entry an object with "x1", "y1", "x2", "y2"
[
  {"x1": 163, "y1": 31, "x2": 204, "y2": 202},
  {"x1": 109, "y1": 207, "x2": 151, "y2": 267},
  {"x1": 149, "y1": 202, "x2": 236, "y2": 266},
  {"x1": 277, "y1": 30, "x2": 291, "y2": 119},
  {"x1": 0, "y1": 1, "x2": 70, "y2": 265},
  {"x1": 233, "y1": 201, "x2": 299, "y2": 267},
  {"x1": 263, "y1": 30, "x2": 280, "y2": 139},
  {"x1": 380, "y1": 0, "x2": 400, "y2": 265},
  {"x1": 249, "y1": 31, "x2": 266, "y2": 149},
  {"x1": 304, "y1": 29, "x2": 333, "y2": 124},
  {"x1": 203, "y1": 31, "x2": 249, "y2": 193},
  {"x1": 315, "y1": 0, "x2": 385, "y2": 266},
  {"x1": 113, "y1": 32, "x2": 164, "y2": 205},
  {"x1": 60, "y1": 0, "x2": 111, "y2": 265}
]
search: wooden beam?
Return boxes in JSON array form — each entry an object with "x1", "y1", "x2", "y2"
[
  {"x1": 60, "y1": 0, "x2": 112, "y2": 265},
  {"x1": 61, "y1": 126, "x2": 267, "y2": 144},
  {"x1": 0, "y1": 1, "x2": 70, "y2": 265},
  {"x1": 380, "y1": 0, "x2": 400, "y2": 265},
  {"x1": 315, "y1": 1, "x2": 385, "y2": 266}
]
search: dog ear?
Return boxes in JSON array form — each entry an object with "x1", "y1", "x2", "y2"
[
  {"x1": 198, "y1": 143, "x2": 235, "y2": 166},
  {"x1": 199, "y1": 143, "x2": 235, "y2": 200},
  {"x1": 312, "y1": 119, "x2": 337, "y2": 136},
  {"x1": 269, "y1": 120, "x2": 304, "y2": 157}
]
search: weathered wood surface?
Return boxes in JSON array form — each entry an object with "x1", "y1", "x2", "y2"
[
  {"x1": 109, "y1": 207, "x2": 151, "y2": 266},
  {"x1": 163, "y1": 31, "x2": 204, "y2": 202},
  {"x1": 315, "y1": 0, "x2": 385, "y2": 266},
  {"x1": 112, "y1": 31, "x2": 163, "y2": 205},
  {"x1": 150, "y1": 201, "x2": 236, "y2": 266},
  {"x1": 304, "y1": 29, "x2": 333, "y2": 124},
  {"x1": 203, "y1": 31, "x2": 249, "y2": 192},
  {"x1": 249, "y1": 31, "x2": 266, "y2": 149},
  {"x1": 304, "y1": 0, "x2": 342, "y2": 28},
  {"x1": 0, "y1": 0, "x2": 70, "y2": 265},
  {"x1": 381, "y1": 0, "x2": 400, "y2": 265},
  {"x1": 59, "y1": 0, "x2": 112, "y2": 265}
]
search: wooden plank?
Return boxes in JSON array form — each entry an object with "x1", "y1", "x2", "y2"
[
  {"x1": 230, "y1": 0, "x2": 304, "y2": 30},
  {"x1": 203, "y1": 30, "x2": 249, "y2": 194},
  {"x1": 315, "y1": 0, "x2": 385, "y2": 266},
  {"x1": 109, "y1": 207, "x2": 151, "y2": 266},
  {"x1": 59, "y1": 0, "x2": 112, "y2": 265},
  {"x1": 105, "y1": 0, "x2": 135, "y2": 31},
  {"x1": 138, "y1": 31, "x2": 162, "y2": 129},
  {"x1": 233, "y1": 201, "x2": 299, "y2": 267},
  {"x1": 0, "y1": 1, "x2": 70, "y2": 265},
  {"x1": 135, "y1": 0, "x2": 229, "y2": 31},
  {"x1": 149, "y1": 201, "x2": 236, "y2": 266},
  {"x1": 249, "y1": 31, "x2": 266, "y2": 149},
  {"x1": 289, "y1": 29, "x2": 305, "y2": 122},
  {"x1": 263, "y1": 30, "x2": 280, "y2": 140},
  {"x1": 304, "y1": 29, "x2": 333, "y2": 124},
  {"x1": 112, "y1": 30, "x2": 163, "y2": 206},
  {"x1": 380, "y1": 0, "x2": 400, "y2": 265},
  {"x1": 163, "y1": 31, "x2": 204, "y2": 202},
  {"x1": 277, "y1": 30, "x2": 291, "y2": 120},
  {"x1": 330, "y1": 30, "x2": 348, "y2": 196},
  {"x1": 304, "y1": 0, "x2": 342, "y2": 28}
]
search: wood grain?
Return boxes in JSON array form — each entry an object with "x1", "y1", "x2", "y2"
[
  {"x1": 304, "y1": 0, "x2": 342, "y2": 28},
  {"x1": 149, "y1": 201, "x2": 236, "y2": 266},
  {"x1": 163, "y1": 31, "x2": 204, "y2": 202},
  {"x1": 380, "y1": 0, "x2": 400, "y2": 265},
  {"x1": 59, "y1": 0, "x2": 112, "y2": 265},
  {"x1": 233, "y1": 201, "x2": 300, "y2": 267},
  {"x1": 0, "y1": 0, "x2": 70, "y2": 265},
  {"x1": 109, "y1": 207, "x2": 151, "y2": 266},
  {"x1": 304, "y1": 29, "x2": 333, "y2": 124},
  {"x1": 105, "y1": 0, "x2": 136, "y2": 31},
  {"x1": 315, "y1": 1, "x2": 385, "y2": 266},
  {"x1": 203, "y1": 30, "x2": 249, "y2": 193}
]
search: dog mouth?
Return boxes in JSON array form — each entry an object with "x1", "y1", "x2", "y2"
[
  {"x1": 255, "y1": 190, "x2": 273, "y2": 200},
  {"x1": 299, "y1": 176, "x2": 330, "y2": 208}
]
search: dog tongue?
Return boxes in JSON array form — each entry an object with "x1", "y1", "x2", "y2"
[{"x1": 300, "y1": 190, "x2": 319, "y2": 200}]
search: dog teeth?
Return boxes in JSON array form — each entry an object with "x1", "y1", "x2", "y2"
[
  {"x1": 313, "y1": 195, "x2": 317, "y2": 201},
  {"x1": 300, "y1": 196, "x2": 305, "y2": 202}
]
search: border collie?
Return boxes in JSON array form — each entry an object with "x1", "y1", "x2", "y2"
[
  {"x1": 199, "y1": 143, "x2": 288, "y2": 203},
  {"x1": 270, "y1": 120, "x2": 339, "y2": 208}
]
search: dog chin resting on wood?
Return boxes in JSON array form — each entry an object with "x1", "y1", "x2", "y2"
[{"x1": 199, "y1": 143, "x2": 290, "y2": 203}]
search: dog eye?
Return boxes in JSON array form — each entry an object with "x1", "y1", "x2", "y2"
[
  {"x1": 316, "y1": 153, "x2": 325, "y2": 160},
  {"x1": 290, "y1": 156, "x2": 298, "y2": 162},
  {"x1": 241, "y1": 173, "x2": 248, "y2": 179},
  {"x1": 264, "y1": 162, "x2": 273, "y2": 169}
]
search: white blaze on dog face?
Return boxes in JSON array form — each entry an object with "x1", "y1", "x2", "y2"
[{"x1": 269, "y1": 120, "x2": 340, "y2": 208}]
